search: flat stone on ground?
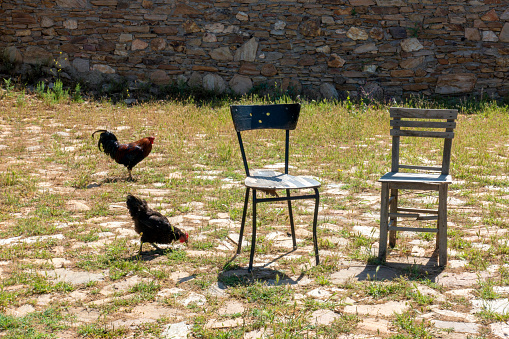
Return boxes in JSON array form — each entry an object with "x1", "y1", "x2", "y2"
[
  {"x1": 491, "y1": 322, "x2": 509, "y2": 338},
  {"x1": 307, "y1": 288, "x2": 332, "y2": 300},
  {"x1": 330, "y1": 265, "x2": 398, "y2": 284},
  {"x1": 67, "y1": 307, "x2": 101, "y2": 323},
  {"x1": 66, "y1": 200, "x2": 91, "y2": 211},
  {"x1": 416, "y1": 285, "x2": 446, "y2": 302},
  {"x1": 343, "y1": 301, "x2": 409, "y2": 316},
  {"x1": 180, "y1": 292, "x2": 206, "y2": 306},
  {"x1": 158, "y1": 287, "x2": 185, "y2": 299},
  {"x1": 471, "y1": 298, "x2": 509, "y2": 315},
  {"x1": 436, "y1": 271, "x2": 491, "y2": 288},
  {"x1": 431, "y1": 308, "x2": 477, "y2": 322},
  {"x1": 431, "y1": 320, "x2": 479, "y2": 334},
  {"x1": 205, "y1": 317, "x2": 243, "y2": 329},
  {"x1": 36, "y1": 294, "x2": 53, "y2": 306},
  {"x1": 244, "y1": 329, "x2": 268, "y2": 339},
  {"x1": 170, "y1": 271, "x2": 194, "y2": 283},
  {"x1": 100, "y1": 276, "x2": 146, "y2": 296},
  {"x1": 218, "y1": 300, "x2": 245, "y2": 315},
  {"x1": 448, "y1": 260, "x2": 468, "y2": 268},
  {"x1": 359, "y1": 317, "x2": 391, "y2": 334},
  {"x1": 109, "y1": 318, "x2": 155, "y2": 328},
  {"x1": 131, "y1": 303, "x2": 180, "y2": 320},
  {"x1": 446, "y1": 288, "x2": 474, "y2": 297},
  {"x1": 5, "y1": 304, "x2": 36, "y2": 317},
  {"x1": 40, "y1": 268, "x2": 105, "y2": 285},
  {"x1": 207, "y1": 281, "x2": 228, "y2": 297},
  {"x1": 161, "y1": 322, "x2": 192, "y2": 339},
  {"x1": 309, "y1": 309, "x2": 340, "y2": 325}
]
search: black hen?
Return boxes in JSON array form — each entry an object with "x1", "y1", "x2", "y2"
[
  {"x1": 126, "y1": 194, "x2": 188, "y2": 254},
  {"x1": 92, "y1": 130, "x2": 154, "y2": 180}
]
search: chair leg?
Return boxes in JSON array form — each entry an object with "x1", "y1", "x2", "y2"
[
  {"x1": 438, "y1": 184, "x2": 448, "y2": 266},
  {"x1": 379, "y1": 182, "x2": 390, "y2": 262},
  {"x1": 237, "y1": 187, "x2": 250, "y2": 255},
  {"x1": 312, "y1": 188, "x2": 320, "y2": 266},
  {"x1": 389, "y1": 188, "x2": 398, "y2": 248},
  {"x1": 248, "y1": 189, "x2": 257, "y2": 273},
  {"x1": 286, "y1": 189, "x2": 297, "y2": 250}
]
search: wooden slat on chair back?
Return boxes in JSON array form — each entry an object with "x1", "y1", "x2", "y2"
[
  {"x1": 389, "y1": 107, "x2": 458, "y2": 175},
  {"x1": 230, "y1": 104, "x2": 300, "y2": 132}
]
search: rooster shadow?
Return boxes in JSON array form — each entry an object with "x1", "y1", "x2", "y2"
[
  {"x1": 102, "y1": 177, "x2": 138, "y2": 184},
  {"x1": 83, "y1": 177, "x2": 137, "y2": 189}
]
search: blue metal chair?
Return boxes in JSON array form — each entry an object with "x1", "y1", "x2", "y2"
[{"x1": 230, "y1": 103, "x2": 321, "y2": 272}]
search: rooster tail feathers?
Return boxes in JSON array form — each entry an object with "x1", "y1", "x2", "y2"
[
  {"x1": 92, "y1": 129, "x2": 108, "y2": 137},
  {"x1": 92, "y1": 130, "x2": 119, "y2": 158}
]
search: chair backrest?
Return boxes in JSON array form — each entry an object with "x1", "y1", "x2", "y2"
[
  {"x1": 230, "y1": 104, "x2": 301, "y2": 176},
  {"x1": 389, "y1": 107, "x2": 458, "y2": 175}
]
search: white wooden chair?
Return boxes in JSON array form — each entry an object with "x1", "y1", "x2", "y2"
[{"x1": 378, "y1": 107, "x2": 458, "y2": 266}]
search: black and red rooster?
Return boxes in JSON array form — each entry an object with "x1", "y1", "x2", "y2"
[
  {"x1": 126, "y1": 194, "x2": 189, "y2": 254},
  {"x1": 92, "y1": 130, "x2": 154, "y2": 180}
]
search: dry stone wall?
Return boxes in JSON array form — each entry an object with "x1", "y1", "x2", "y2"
[{"x1": 1, "y1": 0, "x2": 508, "y2": 100}]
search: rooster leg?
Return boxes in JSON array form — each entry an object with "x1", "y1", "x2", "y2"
[{"x1": 127, "y1": 169, "x2": 133, "y2": 181}]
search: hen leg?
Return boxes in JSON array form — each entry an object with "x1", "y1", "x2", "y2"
[
  {"x1": 127, "y1": 169, "x2": 133, "y2": 181},
  {"x1": 138, "y1": 233, "x2": 144, "y2": 255}
]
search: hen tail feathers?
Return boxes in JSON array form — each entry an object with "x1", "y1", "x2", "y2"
[{"x1": 126, "y1": 194, "x2": 148, "y2": 218}]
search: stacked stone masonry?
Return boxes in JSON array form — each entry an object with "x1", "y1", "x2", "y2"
[{"x1": 1, "y1": 0, "x2": 508, "y2": 99}]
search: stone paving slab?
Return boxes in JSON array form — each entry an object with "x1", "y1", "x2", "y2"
[
  {"x1": 358, "y1": 318, "x2": 392, "y2": 334},
  {"x1": 471, "y1": 298, "x2": 509, "y2": 315},
  {"x1": 436, "y1": 271, "x2": 492, "y2": 288},
  {"x1": 431, "y1": 320, "x2": 479, "y2": 334},
  {"x1": 38, "y1": 268, "x2": 105, "y2": 285},
  {"x1": 161, "y1": 322, "x2": 192, "y2": 339},
  {"x1": 309, "y1": 309, "x2": 340, "y2": 326},
  {"x1": 205, "y1": 317, "x2": 243, "y2": 329},
  {"x1": 343, "y1": 301, "x2": 410, "y2": 317},
  {"x1": 491, "y1": 323, "x2": 509, "y2": 338},
  {"x1": 330, "y1": 265, "x2": 399, "y2": 284}
]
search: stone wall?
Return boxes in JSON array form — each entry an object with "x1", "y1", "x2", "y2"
[{"x1": 1, "y1": 0, "x2": 508, "y2": 100}]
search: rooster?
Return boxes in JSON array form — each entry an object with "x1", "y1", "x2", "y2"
[
  {"x1": 92, "y1": 130, "x2": 154, "y2": 180},
  {"x1": 126, "y1": 194, "x2": 189, "y2": 254}
]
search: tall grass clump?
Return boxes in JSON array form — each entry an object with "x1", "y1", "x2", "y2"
[{"x1": 36, "y1": 79, "x2": 86, "y2": 105}]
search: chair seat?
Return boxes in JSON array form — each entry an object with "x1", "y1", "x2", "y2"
[
  {"x1": 379, "y1": 171, "x2": 452, "y2": 184},
  {"x1": 245, "y1": 170, "x2": 321, "y2": 190}
]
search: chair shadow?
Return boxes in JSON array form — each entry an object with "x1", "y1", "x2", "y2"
[
  {"x1": 354, "y1": 253, "x2": 445, "y2": 283},
  {"x1": 219, "y1": 249, "x2": 307, "y2": 287}
]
